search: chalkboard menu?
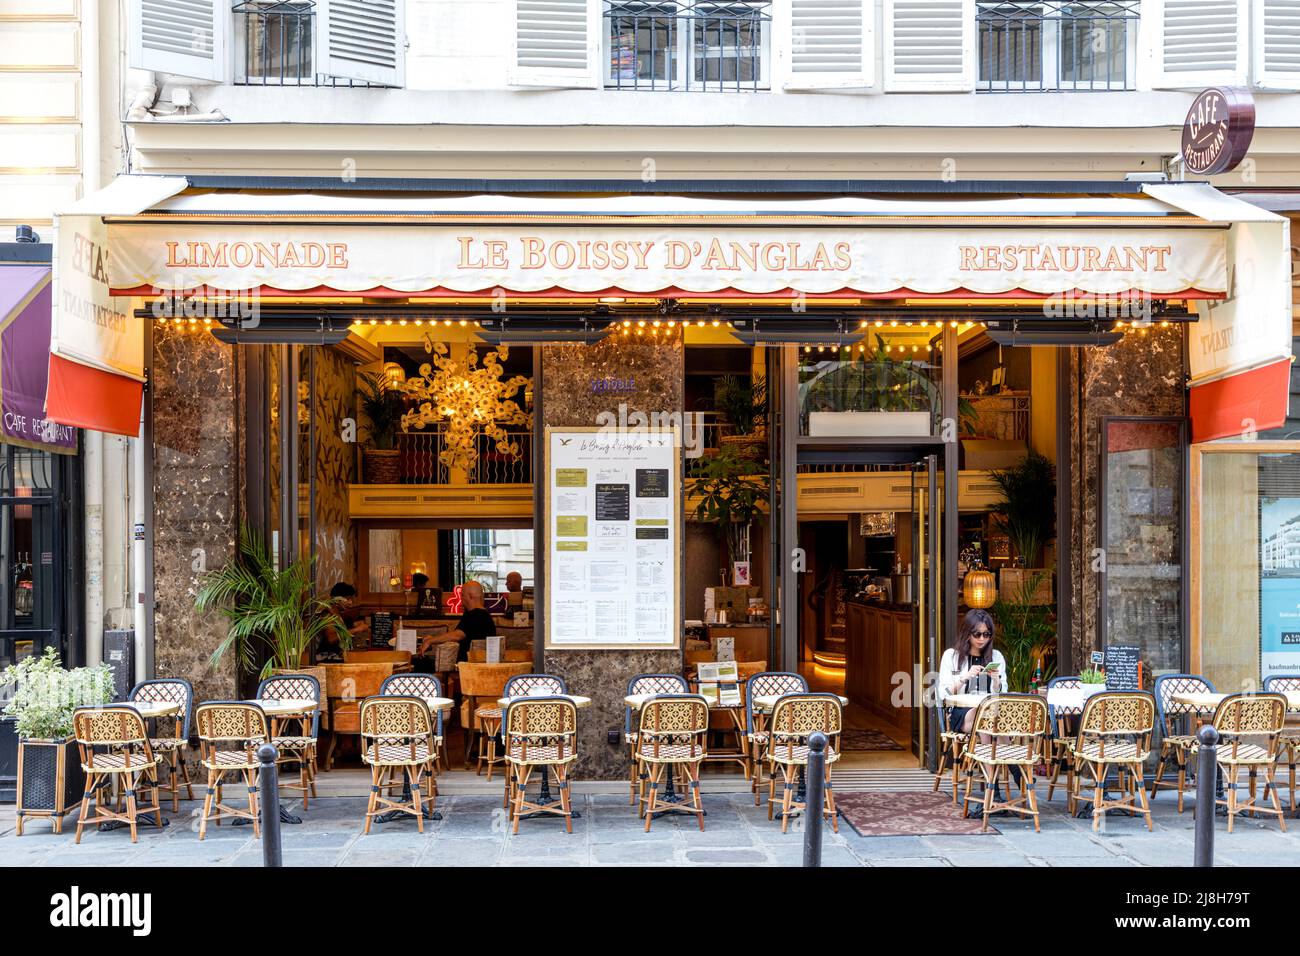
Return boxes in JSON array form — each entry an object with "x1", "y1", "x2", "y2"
[
  {"x1": 370, "y1": 612, "x2": 394, "y2": 647},
  {"x1": 1103, "y1": 644, "x2": 1141, "y2": 691}
]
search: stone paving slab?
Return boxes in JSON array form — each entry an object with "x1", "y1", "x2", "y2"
[{"x1": 1, "y1": 794, "x2": 1297, "y2": 866}]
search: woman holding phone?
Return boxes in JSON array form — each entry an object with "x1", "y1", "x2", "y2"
[{"x1": 937, "y1": 608, "x2": 1008, "y2": 734}]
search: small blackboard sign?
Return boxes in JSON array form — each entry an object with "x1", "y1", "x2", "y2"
[
  {"x1": 370, "y1": 612, "x2": 394, "y2": 647},
  {"x1": 1103, "y1": 644, "x2": 1141, "y2": 691}
]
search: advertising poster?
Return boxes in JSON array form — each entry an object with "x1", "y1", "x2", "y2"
[
  {"x1": 1259, "y1": 497, "x2": 1300, "y2": 680},
  {"x1": 546, "y1": 427, "x2": 679, "y2": 649}
]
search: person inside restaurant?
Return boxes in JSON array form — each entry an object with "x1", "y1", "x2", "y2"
[
  {"x1": 416, "y1": 579, "x2": 496, "y2": 665},
  {"x1": 936, "y1": 608, "x2": 1008, "y2": 734},
  {"x1": 504, "y1": 571, "x2": 524, "y2": 610},
  {"x1": 410, "y1": 571, "x2": 441, "y2": 617},
  {"x1": 317, "y1": 581, "x2": 368, "y2": 662}
]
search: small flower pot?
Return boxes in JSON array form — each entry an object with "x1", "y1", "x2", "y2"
[{"x1": 15, "y1": 735, "x2": 84, "y2": 835}]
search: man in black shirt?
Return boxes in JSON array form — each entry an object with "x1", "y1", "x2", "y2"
[{"x1": 418, "y1": 580, "x2": 496, "y2": 662}]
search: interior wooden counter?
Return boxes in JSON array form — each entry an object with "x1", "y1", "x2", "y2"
[{"x1": 844, "y1": 599, "x2": 913, "y2": 731}]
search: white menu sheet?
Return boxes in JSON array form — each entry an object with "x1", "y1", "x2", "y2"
[{"x1": 546, "y1": 427, "x2": 679, "y2": 649}]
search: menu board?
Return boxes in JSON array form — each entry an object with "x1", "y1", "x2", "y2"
[
  {"x1": 370, "y1": 612, "x2": 394, "y2": 647},
  {"x1": 546, "y1": 427, "x2": 679, "y2": 649},
  {"x1": 1103, "y1": 644, "x2": 1142, "y2": 691}
]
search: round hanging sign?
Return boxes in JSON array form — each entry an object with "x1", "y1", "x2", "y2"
[{"x1": 1180, "y1": 87, "x2": 1255, "y2": 176}]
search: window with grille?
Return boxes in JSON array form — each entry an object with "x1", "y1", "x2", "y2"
[
  {"x1": 604, "y1": 0, "x2": 771, "y2": 90},
  {"x1": 977, "y1": 0, "x2": 1138, "y2": 91}
]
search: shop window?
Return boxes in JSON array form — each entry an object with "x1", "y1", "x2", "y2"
[
  {"x1": 0, "y1": 447, "x2": 66, "y2": 672},
  {"x1": 235, "y1": 1, "x2": 315, "y2": 84},
  {"x1": 798, "y1": 331, "x2": 942, "y2": 438},
  {"x1": 467, "y1": 528, "x2": 492, "y2": 559},
  {"x1": 1100, "y1": 418, "x2": 1184, "y2": 681},
  {"x1": 977, "y1": 0, "x2": 1138, "y2": 91},
  {"x1": 1200, "y1": 450, "x2": 1300, "y2": 692},
  {"x1": 605, "y1": 0, "x2": 771, "y2": 91}
]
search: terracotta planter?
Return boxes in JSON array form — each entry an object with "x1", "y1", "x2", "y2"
[
  {"x1": 15, "y1": 735, "x2": 84, "y2": 835},
  {"x1": 363, "y1": 447, "x2": 401, "y2": 484}
]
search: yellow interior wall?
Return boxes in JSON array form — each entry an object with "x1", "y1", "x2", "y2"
[
  {"x1": 1200, "y1": 454, "x2": 1261, "y2": 692},
  {"x1": 1030, "y1": 346, "x2": 1057, "y2": 463}
]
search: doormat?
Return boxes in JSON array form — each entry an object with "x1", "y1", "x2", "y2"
[
  {"x1": 839, "y1": 729, "x2": 905, "y2": 752},
  {"x1": 835, "y1": 792, "x2": 999, "y2": 837}
]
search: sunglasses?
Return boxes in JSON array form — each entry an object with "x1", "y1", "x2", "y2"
[{"x1": 971, "y1": 630, "x2": 992, "y2": 638}]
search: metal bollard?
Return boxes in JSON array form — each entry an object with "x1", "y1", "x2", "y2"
[
  {"x1": 1193, "y1": 725, "x2": 1219, "y2": 868},
  {"x1": 803, "y1": 732, "x2": 827, "y2": 868},
  {"x1": 258, "y1": 744, "x2": 283, "y2": 868}
]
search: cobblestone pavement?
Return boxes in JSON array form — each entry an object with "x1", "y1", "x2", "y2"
[{"x1": 2, "y1": 790, "x2": 1296, "y2": 866}]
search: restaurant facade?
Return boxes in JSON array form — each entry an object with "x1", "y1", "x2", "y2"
[{"x1": 38, "y1": 170, "x2": 1293, "y2": 777}]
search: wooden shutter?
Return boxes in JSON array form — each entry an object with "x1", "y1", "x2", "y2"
[
  {"x1": 128, "y1": 0, "x2": 227, "y2": 81},
  {"x1": 1253, "y1": 0, "x2": 1300, "y2": 90},
  {"x1": 319, "y1": 0, "x2": 406, "y2": 87},
  {"x1": 883, "y1": 0, "x2": 974, "y2": 91},
  {"x1": 784, "y1": 0, "x2": 874, "y2": 89},
  {"x1": 1149, "y1": 0, "x2": 1247, "y2": 89},
  {"x1": 509, "y1": 0, "x2": 601, "y2": 88}
]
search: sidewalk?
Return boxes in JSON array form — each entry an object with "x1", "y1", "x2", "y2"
[{"x1": 2, "y1": 789, "x2": 1295, "y2": 866}]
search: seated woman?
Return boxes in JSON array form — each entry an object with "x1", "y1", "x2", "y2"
[{"x1": 936, "y1": 608, "x2": 1008, "y2": 735}]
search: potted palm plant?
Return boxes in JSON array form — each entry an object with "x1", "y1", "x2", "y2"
[
  {"x1": 715, "y1": 374, "x2": 768, "y2": 460},
  {"x1": 990, "y1": 450, "x2": 1055, "y2": 604},
  {"x1": 686, "y1": 445, "x2": 769, "y2": 575},
  {"x1": 1, "y1": 647, "x2": 114, "y2": 834},
  {"x1": 196, "y1": 526, "x2": 351, "y2": 684},
  {"x1": 358, "y1": 370, "x2": 405, "y2": 484},
  {"x1": 989, "y1": 571, "x2": 1056, "y2": 693}
]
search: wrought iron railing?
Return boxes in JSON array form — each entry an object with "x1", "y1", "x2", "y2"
[
  {"x1": 977, "y1": 0, "x2": 1139, "y2": 91},
  {"x1": 604, "y1": 0, "x2": 771, "y2": 91},
  {"x1": 233, "y1": 1, "x2": 390, "y2": 87},
  {"x1": 395, "y1": 426, "x2": 532, "y2": 485}
]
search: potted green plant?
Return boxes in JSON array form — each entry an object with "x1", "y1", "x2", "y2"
[
  {"x1": 714, "y1": 374, "x2": 768, "y2": 460},
  {"x1": 990, "y1": 450, "x2": 1055, "y2": 603},
  {"x1": 1078, "y1": 667, "x2": 1108, "y2": 696},
  {"x1": 801, "y1": 337, "x2": 936, "y2": 436},
  {"x1": 357, "y1": 370, "x2": 406, "y2": 484},
  {"x1": 1, "y1": 647, "x2": 113, "y2": 835},
  {"x1": 686, "y1": 445, "x2": 769, "y2": 575},
  {"x1": 196, "y1": 526, "x2": 351, "y2": 683},
  {"x1": 989, "y1": 571, "x2": 1056, "y2": 693}
]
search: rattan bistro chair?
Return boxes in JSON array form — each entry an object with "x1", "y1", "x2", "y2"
[
  {"x1": 194, "y1": 702, "x2": 271, "y2": 840},
  {"x1": 1044, "y1": 676, "x2": 1086, "y2": 802},
  {"x1": 503, "y1": 696, "x2": 579, "y2": 834},
  {"x1": 935, "y1": 699, "x2": 970, "y2": 806},
  {"x1": 960, "y1": 694, "x2": 1049, "y2": 832},
  {"x1": 455, "y1": 661, "x2": 530, "y2": 775},
  {"x1": 128, "y1": 677, "x2": 194, "y2": 811},
  {"x1": 745, "y1": 671, "x2": 808, "y2": 807},
  {"x1": 381, "y1": 672, "x2": 450, "y2": 772},
  {"x1": 1150, "y1": 673, "x2": 1216, "y2": 812},
  {"x1": 72, "y1": 706, "x2": 164, "y2": 844},
  {"x1": 1209, "y1": 692, "x2": 1289, "y2": 833},
  {"x1": 256, "y1": 673, "x2": 322, "y2": 811},
  {"x1": 765, "y1": 693, "x2": 842, "y2": 834},
  {"x1": 625, "y1": 673, "x2": 689, "y2": 805},
  {"x1": 1069, "y1": 691, "x2": 1156, "y2": 832},
  {"x1": 1262, "y1": 674, "x2": 1300, "y2": 812},
  {"x1": 636, "y1": 694, "x2": 709, "y2": 831},
  {"x1": 359, "y1": 695, "x2": 439, "y2": 833}
]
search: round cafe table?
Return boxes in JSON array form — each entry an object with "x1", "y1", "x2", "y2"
[{"x1": 498, "y1": 694, "x2": 592, "y2": 816}]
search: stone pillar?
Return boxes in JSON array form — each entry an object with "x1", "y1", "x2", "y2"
[
  {"x1": 151, "y1": 325, "x2": 239, "y2": 702},
  {"x1": 540, "y1": 335, "x2": 684, "y2": 779},
  {"x1": 1066, "y1": 326, "x2": 1184, "y2": 670}
]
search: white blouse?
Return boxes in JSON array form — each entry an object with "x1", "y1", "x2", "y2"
[{"x1": 936, "y1": 647, "x2": 1008, "y2": 704}]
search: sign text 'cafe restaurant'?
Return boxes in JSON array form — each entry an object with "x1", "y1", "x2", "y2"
[{"x1": 45, "y1": 172, "x2": 1294, "y2": 776}]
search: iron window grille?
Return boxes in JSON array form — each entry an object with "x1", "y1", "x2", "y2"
[
  {"x1": 604, "y1": 0, "x2": 772, "y2": 91},
  {"x1": 977, "y1": 0, "x2": 1139, "y2": 91},
  {"x1": 233, "y1": 1, "x2": 391, "y2": 87}
]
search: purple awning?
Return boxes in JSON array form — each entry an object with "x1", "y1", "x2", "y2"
[{"x1": 0, "y1": 264, "x2": 76, "y2": 453}]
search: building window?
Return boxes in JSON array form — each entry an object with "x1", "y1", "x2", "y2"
[
  {"x1": 605, "y1": 1, "x2": 771, "y2": 91},
  {"x1": 467, "y1": 529, "x2": 492, "y2": 560},
  {"x1": 234, "y1": 1, "x2": 315, "y2": 84},
  {"x1": 977, "y1": 1, "x2": 1138, "y2": 91}
]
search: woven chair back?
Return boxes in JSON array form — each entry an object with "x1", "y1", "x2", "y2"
[
  {"x1": 971, "y1": 693, "x2": 1049, "y2": 738},
  {"x1": 128, "y1": 678, "x2": 194, "y2": 739},
  {"x1": 769, "y1": 693, "x2": 843, "y2": 759},
  {"x1": 504, "y1": 673, "x2": 568, "y2": 697},
  {"x1": 195, "y1": 702, "x2": 270, "y2": 746},
  {"x1": 73, "y1": 706, "x2": 149, "y2": 747},
  {"x1": 1078, "y1": 691, "x2": 1155, "y2": 737},
  {"x1": 359, "y1": 696, "x2": 433, "y2": 740}
]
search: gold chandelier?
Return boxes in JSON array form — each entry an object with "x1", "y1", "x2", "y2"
[{"x1": 399, "y1": 340, "x2": 531, "y2": 474}]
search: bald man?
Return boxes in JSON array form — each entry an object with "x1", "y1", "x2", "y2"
[{"x1": 418, "y1": 580, "x2": 496, "y2": 663}]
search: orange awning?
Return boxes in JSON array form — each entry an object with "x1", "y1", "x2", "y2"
[{"x1": 45, "y1": 354, "x2": 142, "y2": 437}]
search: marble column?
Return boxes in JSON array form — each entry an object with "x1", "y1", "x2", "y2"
[
  {"x1": 540, "y1": 335, "x2": 684, "y2": 779},
  {"x1": 151, "y1": 325, "x2": 239, "y2": 703},
  {"x1": 1066, "y1": 327, "x2": 1184, "y2": 670}
]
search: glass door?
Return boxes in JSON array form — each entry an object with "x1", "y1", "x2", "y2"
[{"x1": 912, "y1": 453, "x2": 940, "y2": 766}]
